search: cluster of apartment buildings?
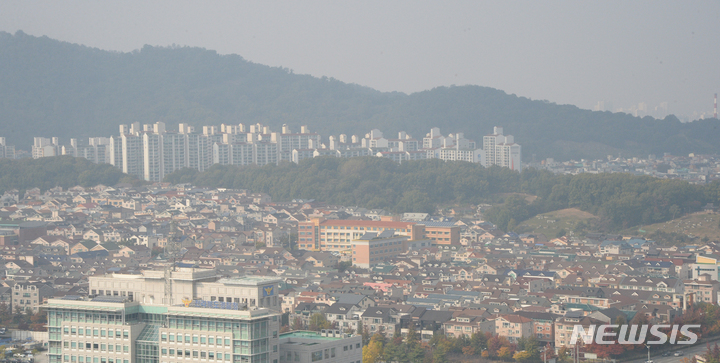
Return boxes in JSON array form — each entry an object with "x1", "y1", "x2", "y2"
[
  {"x1": 12, "y1": 123, "x2": 522, "y2": 182},
  {"x1": 0, "y1": 182, "x2": 718, "y2": 358},
  {"x1": 530, "y1": 152, "x2": 720, "y2": 184}
]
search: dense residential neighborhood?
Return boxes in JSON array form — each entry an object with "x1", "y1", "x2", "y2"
[{"x1": 0, "y1": 182, "x2": 718, "y2": 361}]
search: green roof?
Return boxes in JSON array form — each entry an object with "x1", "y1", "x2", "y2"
[{"x1": 280, "y1": 331, "x2": 345, "y2": 341}]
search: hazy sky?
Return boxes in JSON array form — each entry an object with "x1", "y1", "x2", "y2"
[{"x1": 1, "y1": 1, "x2": 719, "y2": 120}]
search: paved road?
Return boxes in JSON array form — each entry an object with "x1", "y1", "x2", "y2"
[{"x1": 626, "y1": 338, "x2": 720, "y2": 363}]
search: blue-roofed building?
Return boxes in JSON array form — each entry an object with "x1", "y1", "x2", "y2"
[{"x1": 625, "y1": 238, "x2": 654, "y2": 249}]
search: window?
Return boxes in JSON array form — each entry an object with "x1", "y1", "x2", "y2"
[{"x1": 311, "y1": 351, "x2": 322, "y2": 362}]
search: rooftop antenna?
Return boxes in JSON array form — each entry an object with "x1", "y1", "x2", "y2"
[{"x1": 715, "y1": 93, "x2": 718, "y2": 119}]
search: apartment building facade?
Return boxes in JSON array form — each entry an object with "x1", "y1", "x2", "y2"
[{"x1": 351, "y1": 231, "x2": 409, "y2": 269}]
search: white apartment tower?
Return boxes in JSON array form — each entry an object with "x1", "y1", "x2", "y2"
[
  {"x1": 482, "y1": 126, "x2": 521, "y2": 171},
  {"x1": 32, "y1": 137, "x2": 60, "y2": 159},
  {"x1": 0, "y1": 138, "x2": 15, "y2": 159}
]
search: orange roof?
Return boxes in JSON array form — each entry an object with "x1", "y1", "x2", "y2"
[{"x1": 321, "y1": 220, "x2": 415, "y2": 228}]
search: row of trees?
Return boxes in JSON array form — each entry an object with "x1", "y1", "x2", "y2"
[
  {"x1": 0, "y1": 303, "x2": 46, "y2": 331},
  {"x1": 362, "y1": 328, "x2": 561, "y2": 363}
]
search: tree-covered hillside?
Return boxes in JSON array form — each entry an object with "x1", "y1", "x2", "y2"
[
  {"x1": 165, "y1": 157, "x2": 720, "y2": 232},
  {"x1": 1, "y1": 30, "x2": 719, "y2": 160},
  {"x1": 0, "y1": 156, "x2": 141, "y2": 195}
]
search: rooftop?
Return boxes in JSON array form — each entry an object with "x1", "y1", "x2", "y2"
[
  {"x1": 217, "y1": 276, "x2": 282, "y2": 286},
  {"x1": 279, "y1": 330, "x2": 348, "y2": 342}
]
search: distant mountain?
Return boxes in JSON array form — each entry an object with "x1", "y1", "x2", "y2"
[{"x1": 1, "y1": 30, "x2": 719, "y2": 160}]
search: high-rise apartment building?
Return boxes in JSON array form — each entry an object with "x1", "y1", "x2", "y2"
[
  {"x1": 482, "y1": 127, "x2": 521, "y2": 172},
  {"x1": 29, "y1": 122, "x2": 521, "y2": 178},
  {"x1": 32, "y1": 137, "x2": 60, "y2": 159},
  {"x1": 0, "y1": 138, "x2": 15, "y2": 159},
  {"x1": 63, "y1": 138, "x2": 112, "y2": 164}
]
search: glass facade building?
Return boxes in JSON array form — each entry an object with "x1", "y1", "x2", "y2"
[{"x1": 47, "y1": 297, "x2": 281, "y2": 363}]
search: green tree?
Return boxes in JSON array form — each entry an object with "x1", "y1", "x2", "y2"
[
  {"x1": 290, "y1": 317, "x2": 304, "y2": 331},
  {"x1": 308, "y1": 313, "x2": 329, "y2": 331},
  {"x1": 513, "y1": 350, "x2": 534, "y2": 362},
  {"x1": 382, "y1": 339, "x2": 401, "y2": 363},
  {"x1": 337, "y1": 261, "x2": 352, "y2": 273}
]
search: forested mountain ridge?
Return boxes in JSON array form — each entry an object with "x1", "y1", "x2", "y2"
[{"x1": 1, "y1": 30, "x2": 719, "y2": 160}]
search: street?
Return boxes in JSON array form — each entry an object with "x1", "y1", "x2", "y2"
[{"x1": 626, "y1": 339, "x2": 720, "y2": 363}]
